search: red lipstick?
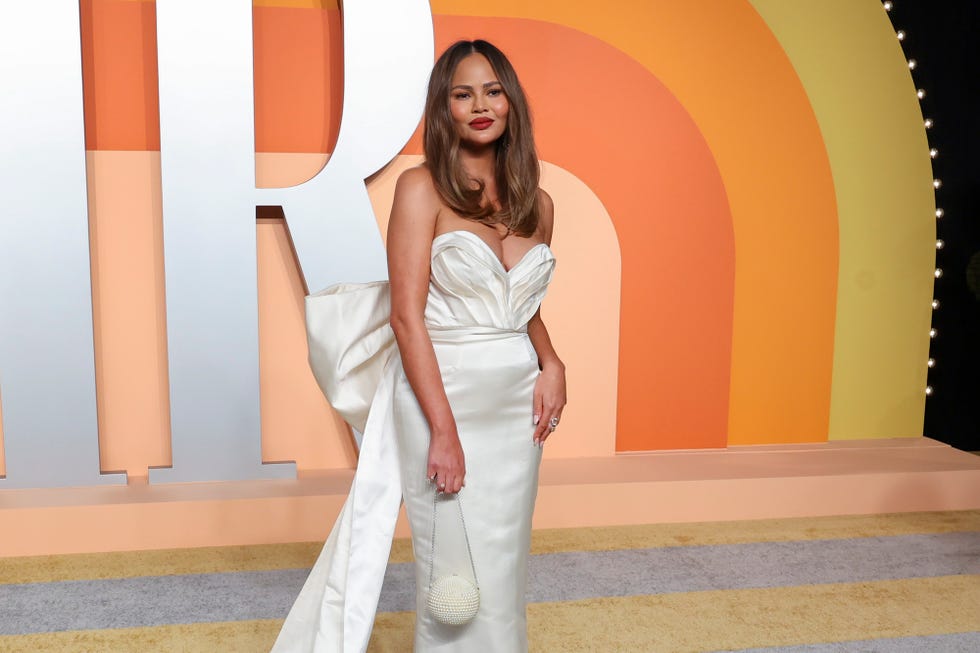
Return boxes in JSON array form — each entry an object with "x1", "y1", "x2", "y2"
[{"x1": 469, "y1": 118, "x2": 494, "y2": 130}]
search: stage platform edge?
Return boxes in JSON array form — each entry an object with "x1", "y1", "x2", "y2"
[{"x1": 1, "y1": 437, "x2": 978, "y2": 557}]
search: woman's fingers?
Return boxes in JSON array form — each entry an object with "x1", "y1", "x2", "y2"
[
  {"x1": 535, "y1": 403, "x2": 566, "y2": 444},
  {"x1": 433, "y1": 474, "x2": 462, "y2": 494},
  {"x1": 538, "y1": 407, "x2": 564, "y2": 443},
  {"x1": 427, "y1": 437, "x2": 465, "y2": 492},
  {"x1": 534, "y1": 400, "x2": 557, "y2": 442},
  {"x1": 449, "y1": 474, "x2": 463, "y2": 494},
  {"x1": 533, "y1": 391, "x2": 544, "y2": 429},
  {"x1": 429, "y1": 467, "x2": 465, "y2": 493},
  {"x1": 532, "y1": 395, "x2": 548, "y2": 443}
]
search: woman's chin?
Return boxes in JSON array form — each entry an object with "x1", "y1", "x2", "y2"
[{"x1": 459, "y1": 134, "x2": 504, "y2": 152}]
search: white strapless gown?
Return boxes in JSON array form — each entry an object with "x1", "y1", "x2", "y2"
[{"x1": 272, "y1": 230, "x2": 557, "y2": 653}]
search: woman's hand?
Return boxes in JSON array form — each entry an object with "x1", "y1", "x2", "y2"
[
  {"x1": 427, "y1": 428, "x2": 466, "y2": 494},
  {"x1": 532, "y1": 362, "x2": 566, "y2": 446}
]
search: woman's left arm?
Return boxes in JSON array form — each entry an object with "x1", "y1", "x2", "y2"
[{"x1": 529, "y1": 189, "x2": 566, "y2": 445}]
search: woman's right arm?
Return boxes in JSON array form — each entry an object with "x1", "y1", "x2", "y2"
[{"x1": 386, "y1": 167, "x2": 466, "y2": 493}]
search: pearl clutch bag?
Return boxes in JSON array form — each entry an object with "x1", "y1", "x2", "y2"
[{"x1": 426, "y1": 490, "x2": 480, "y2": 625}]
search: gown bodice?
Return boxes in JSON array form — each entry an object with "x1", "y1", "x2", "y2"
[{"x1": 426, "y1": 230, "x2": 556, "y2": 331}]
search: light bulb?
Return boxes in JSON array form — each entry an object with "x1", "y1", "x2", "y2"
[
  {"x1": 924, "y1": 118, "x2": 934, "y2": 128},
  {"x1": 929, "y1": 328, "x2": 938, "y2": 338},
  {"x1": 917, "y1": 89, "x2": 926, "y2": 99},
  {"x1": 908, "y1": 59, "x2": 918, "y2": 70},
  {"x1": 936, "y1": 240, "x2": 945, "y2": 249},
  {"x1": 932, "y1": 299, "x2": 940, "y2": 310},
  {"x1": 934, "y1": 268, "x2": 943, "y2": 278},
  {"x1": 930, "y1": 148, "x2": 939, "y2": 158},
  {"x1": 927, "y1": 358, "x2": 936, "y2": 368},
  {"x1": 933, "y1": 179, "x2": 942, "y2": 189},
  {"x1": 925, "y1": 386, "x2": 933, "y2": 396},
  {"x1": 884, "y1": 1, "x2": 893, "y2": 11},
  {"x1": 897, "y1": 30, "x2": 906, "y2": 40},
  {"x1": 936, "y1": 208, "x2": 944, "y2": 218}
]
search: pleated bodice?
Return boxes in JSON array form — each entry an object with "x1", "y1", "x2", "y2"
[{"x1": 426, "y1": 230, "x2": 555, "y2": 332}]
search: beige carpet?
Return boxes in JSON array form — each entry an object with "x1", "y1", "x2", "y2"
[{"x1": 1, "y1": 510, "x2": 978, "y2": 652}]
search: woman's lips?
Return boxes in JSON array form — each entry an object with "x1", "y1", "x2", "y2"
[{"x1": 469, "y1": 118, "x2": 494, "y2": 130}]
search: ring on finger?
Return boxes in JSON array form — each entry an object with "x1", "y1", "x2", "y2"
[{"x1": 549, "y1": 416, "x2": 559, "y2": 428}]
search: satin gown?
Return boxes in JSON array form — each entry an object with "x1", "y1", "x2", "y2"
[{"x1": 272, "y1": 230, "x2": 556, "y2": 653}]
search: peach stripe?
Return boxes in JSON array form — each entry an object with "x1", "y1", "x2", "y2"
[
  {"x1": 256, "y1": 218, "x2": 358, "y2": 471},
  {"x1": 86, "y1": 151, "x2": 171, "y2": 476}
]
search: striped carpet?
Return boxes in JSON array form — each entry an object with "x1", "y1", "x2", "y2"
[{"x1": 1, "y1": 511, "x2": 978, "y2": 652}]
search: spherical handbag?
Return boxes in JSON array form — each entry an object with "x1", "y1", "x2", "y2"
[{"x1": 426, "y1": 490, "x2": 480, "y2": 625}]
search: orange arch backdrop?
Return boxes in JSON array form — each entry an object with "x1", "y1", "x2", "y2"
[
  {"x1": 428, "y1": 2, "x2": 840, "y2": 449},
  {"x1": 408, "y1": 17, "x2": 739, "y2": 450},
  {"x1": 0, "y1": 0, "x2": 933, "y2": 480}
]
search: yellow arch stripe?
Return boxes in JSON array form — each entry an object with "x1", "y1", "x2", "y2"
[{"x1": 750, "y1": 0, "x2": 934, "y2": 438}]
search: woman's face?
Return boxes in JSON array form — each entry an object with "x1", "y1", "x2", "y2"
[{"x1": 449, "y1": 53, "x2": 509, "y2": 149}]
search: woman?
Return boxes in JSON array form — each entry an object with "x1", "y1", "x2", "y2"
[{"x1": 273, "y1": 39, "x2": 564, "y2": 652}]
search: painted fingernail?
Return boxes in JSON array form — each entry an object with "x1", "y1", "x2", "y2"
[{"x1": 533, "y1": 414, "x2": 540, "y2": 425}]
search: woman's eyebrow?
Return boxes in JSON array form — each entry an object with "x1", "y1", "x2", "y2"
[{"x1": 450, "y1": 81, "x2": 502, "y2": 91}]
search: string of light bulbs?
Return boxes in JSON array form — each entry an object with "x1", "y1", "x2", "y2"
[{"x1": 883, "y1": 0, "x2": 943, "y2": 397}]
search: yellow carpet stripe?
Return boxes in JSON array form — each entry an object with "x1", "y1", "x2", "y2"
[
  {"x1": 2, "y1": 510, "x2": 977, "y2": 585},
  {"x1": 519, "y1": 575, "x2": 980, "y2": 653},
  {"x1": 1, "y1": 576, "x2": 976, "y2": 652},
  {"x1": 0, "y1": 542, "x2": 321, "y2": 586},
  {"x1": 0, "y1": 620, "x2": 284, "y2": 653},
  {"x1": 528, "y1": 509, "x2": 980, "y2": 555}
]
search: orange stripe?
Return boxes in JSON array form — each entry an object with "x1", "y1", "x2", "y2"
[
  {"x1": 81, "y1": 2, "x2": 344, "y2": 153},
  {"x1": 253, "y1": 5, "x2": 342, "y2": 153},
  {"x1": 81, "y1": 0, "x2": 160, "y2": 151}
]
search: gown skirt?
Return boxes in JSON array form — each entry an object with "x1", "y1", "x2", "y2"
[{"x1": 394, "y1": 325, "x2": 542, "y2": 652}]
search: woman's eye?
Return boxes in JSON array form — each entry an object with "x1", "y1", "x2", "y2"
[
  {"x1": 488, "y1": 88, "x2": 502, "y2": 96},
  {"x1": 453, "y1": 92, "x2": 470, "y2": 100}
]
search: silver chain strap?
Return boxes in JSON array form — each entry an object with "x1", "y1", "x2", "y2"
[{"x1": 427, "y1": 489, "x2": 480, "y2": 590}]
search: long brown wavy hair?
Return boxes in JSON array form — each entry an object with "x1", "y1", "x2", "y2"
[{"x1": 423, "y1": 40, "x2": 540, "y2": 237}]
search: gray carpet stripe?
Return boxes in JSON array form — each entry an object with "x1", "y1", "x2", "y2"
[
  {"x1": 713, "y1": 631, "x2": 980, "y2": 652},
  {"x1": 517, "y1": 531, "x2": 980, "y2": 605},
  {"x1": 0, "y1": 532, "x2": 977, "y2": 635},
  {"x1": 0, "y1": 569, "x2": 310, "y2": 635}
]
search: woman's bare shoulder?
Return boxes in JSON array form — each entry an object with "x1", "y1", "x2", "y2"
[
  {"x1": 390, "y1": 165, "x2": 443, "y2": 223},
  {"x1": 389, "y1": 165, "x2": 441, "y2": 237},
  {"x1": 395, "y1": 164, "x2": 439, "y2": 200},
  {"x1": 537, "y1": 187, "x2": 554, "y2": 214},
  {"x1": 536, "y1": 187, "x2": 555, "y2": 242}
]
